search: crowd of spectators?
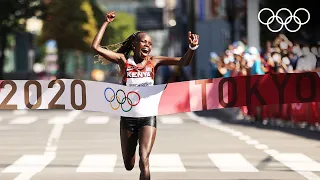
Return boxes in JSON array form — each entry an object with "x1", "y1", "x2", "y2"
[
  {"x1": 209, "y1": 34, "x2": 320, "y2": 78},
  {"x1": 207, "y1": 34, "x2": 320, "y2": 124}
]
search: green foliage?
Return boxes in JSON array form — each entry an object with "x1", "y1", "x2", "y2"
[
  {"x1": 0, "y1": 0, "x2": 50, "y2": 79},
  {"x1": 38, "y1": 0, "x2": 136, "y2": 52},
  {"x1": 81, "y1": 0, "x2": 98, "y2": 46},
  {"x1": 39, "y1": 0, "x2": 98, "y2": 52},
  {"x1": 0, "y1": 0, "x2": 49, "y2": 32},
  {"x1": 104, "y1": 12, "x2": 137, "y2": 46},
  {"x1": 88, "y1": 0, "x2": 108, "y2": 45}
]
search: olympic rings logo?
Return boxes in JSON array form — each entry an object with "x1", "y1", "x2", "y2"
[
  {"x1": 258, "y1": 8, "x2": 310, "y2": 33},
  {"x1": 104, "y1": 87, "x2": 140, "y2": 112}
]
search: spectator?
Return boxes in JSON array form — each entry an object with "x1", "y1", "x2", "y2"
[
  {"x1": 288, "y1": 52, "x2": 298, "y2": 70},
  {"x1": 296, "y1": 45, "x2": 317, "y2": 71},
  {"x1": 208, "y1": 34, "x2": 320, "y2": 122},
  {"x1": 248, "y1": 47, "x2": 264, "y2": 75},
  {"x1": 209, "y1": 52, "x2": 219, "y2": 78},
  {"x1": 311, "y1": 45, "x2": 320, "y2": 68}
]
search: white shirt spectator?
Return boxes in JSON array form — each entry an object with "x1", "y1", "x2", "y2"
[{"x1": 296, "y1": 47, "x2": 317, "y2": 71}]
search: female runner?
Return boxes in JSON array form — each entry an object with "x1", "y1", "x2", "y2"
[{"x1": 91, "y1": 11, "x2": 199, "y2": 180}]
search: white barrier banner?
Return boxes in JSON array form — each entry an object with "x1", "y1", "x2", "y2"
[{"x1": 0, "y1": 79, "x2": 167, "y2": 117}]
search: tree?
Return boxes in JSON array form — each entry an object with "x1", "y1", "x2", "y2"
[
  {"x1": 39, "y1": 0, "x2": 99, "y2": 78},
  {"x1": 40, "y1": 0, "x2": 137, "y2": 77},
  {"x1": 89, "y1": 0, "x2": 108, "y2": 46},
  {"x1": 0, "y1": 0, "x2": 50, "y2": 79},
  {"x1": 105, "y1": 12, "x2": 137, "y2": 46}
]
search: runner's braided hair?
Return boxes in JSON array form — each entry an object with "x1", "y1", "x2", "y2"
[
  {"x1": 93, "y1": 31, "x2": 144, "y2": 82},
  {"x1": 94, "y1": 31, "x2": 143, "y2": 65}
]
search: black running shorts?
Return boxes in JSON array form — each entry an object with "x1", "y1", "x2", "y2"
[{"x1": 120, "y1": 116, "x2": 157, "y2": 132}]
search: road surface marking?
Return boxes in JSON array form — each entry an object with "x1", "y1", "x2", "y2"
[
  {"x1": 297, "y1": 171, "x2": 320, "y2": 180},
  {"x1": 44, "y1": 124, "x2": 64, "y2": 156},
  {"x1": 13, "y1": 110, "x2": 28, "y2": 115},
  {"x1": 45, "y1": 110, "x2": 81, "y2": 155},
  {"x1": 76, "y1": 154, "x2": 117, "y2": 172},
  {"x1": 208, "y1": 153, "x2": 259, "y2": 172},
  {"x1": 255, "y1": 144, "x2": 268, "y2": 150},
  {"x1": 231, "y1": 131, "x2": 243, "y2": 136},
  {"x1": 264, "y1": 149, "x2": 279, "y2": 156},
  {"x1": 238, "y1": 135, "x2": 251, "y2": 141},
  {"x1": 186, "y1": 112, "x2": 320, "y2": 180},
  {"x1": 273, "y1": 153, "x2": 320, "y2": 172},
  {"x1": 219, "y1": 127, "x2": 236, "y2": 134},
  {"x1": 12, "y1": 172, "x2": 38, "y2": 180},
  {"x1": 48, "y1": 110, "x2": 81, "y2": 124},
  {"x1": 160, "y1": 116, "x2": 183, "y2": 124},
  {"x1": 149, "y1": 154, "x2": 186, "y2": 172},
  {"x1": 246, "y1": 140, "x2": 259, "y2": 145},
  {"x1": 47, "y1": 116, "x2": 68, "y2": 124},
  {"x1": 85, "y1": 116, "x2": 110, "y2": 124},
  {"x1": 2, "y1": 154, "x2": 55, "y2": 180},
  {"x1": 9, "y1": 117, "x2": 38, "y2": 125}
]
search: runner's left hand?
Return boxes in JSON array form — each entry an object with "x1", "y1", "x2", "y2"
[{"x1": 188, "y1": 31, "x2": 199, "y2": 48}]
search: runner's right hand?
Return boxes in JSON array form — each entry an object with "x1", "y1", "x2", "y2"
[{"x1": 106, "y1": 11, "x2": 115, "y2": 23}]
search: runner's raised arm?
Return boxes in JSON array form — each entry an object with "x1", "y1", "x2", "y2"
[{"x1": 91, "y1": 11, "x2": 125, "y2": 65}]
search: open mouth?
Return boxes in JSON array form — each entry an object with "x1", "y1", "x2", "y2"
[{"x1": 141, "y1": 48, "x2": 150, "y2": 55}]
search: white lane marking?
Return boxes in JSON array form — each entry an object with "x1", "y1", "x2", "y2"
[
  {"x1": 186, "y1": 112, "x2": 320, "y2": 180},
  {"x1": 264, "y1": 149, "x2": 279, "y2": 156},
  {"x1": 13, "y1": 172, "x2": 37, "y2": 180},
  {"x1": 85, "y1": 116, "x2": 109, "y2": 124},
  {"x1": 160, "y1": 116, "x2": 183, "y2": 124},
  {"x1": 44, "y1": 110, "x2": 81, "y2": 156},
  {"x1": 149, "y1": 154, "x2": 186, "y2": 172},
  {"x1": 2, "y1": 154, "x2": 55, "y2": 180},
  {"x1": 9, "y1": 117, "x2": 38, "y2": 125},
  {"x1": 220, "y1": 127, "x2": 236, "y2": 134},
  {"x1": 13, "y1": 110, "x2": 28, "y2": 115},
  {"x1": 47, "y1": 116, "x2": 68, "y2": 124},
  {"x1": 68, "y1": 110, "x2": 81, "y2": 119},
  {"x1": 76, "y1": 154, "x2": 117, "y2": 172},
  {"x1": 48, "y1": 116, "x2": 68, "y2": 124},
  {"x1": 48, "y1": 110, "x2": 81, "y2": 124},
  {"x1": 186, "y1": 112, "x2": 221, "y2": 124},
  {"x1": 272, "y1": 153, "x2": 320, "y2": 172},
  {"x1": 246, "y1": 140, "x2": 259, "y2": 145},
  {"x1": 298, "y1": 171, "x2": 320, "y2": 180},
  {"x1": 44, "y1": 124, "x2": 64, "y2": 156},
  {"x1": 208, "y1": 153, "x2": 259, "y2": 172},
  {"x1": 255, "y1": 144, "x2": 269, "y2": 150},
  {"x1": 231, "y1": 131, "x2": 243, "y2": 136},
  {"x1": 238, "y1": 135, "x2": 251, "y2": 141}
]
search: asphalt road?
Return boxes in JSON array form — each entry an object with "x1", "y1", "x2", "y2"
[{"x1": 0, "y1": 109, "x2": 319, "y2": 180}]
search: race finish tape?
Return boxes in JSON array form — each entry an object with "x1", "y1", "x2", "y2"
[{"x1": 0, "y1": 72, "x2": 320, "y2": 117}]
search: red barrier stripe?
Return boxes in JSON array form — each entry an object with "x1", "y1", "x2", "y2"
[
  {"x1": 158, "y1": 81, "x2": 190, "y2": 115},
  {"x1": 158, "y1": 72, "x2": 320, "y2": 114},
  {"x1": 211, "y1": 72, "x2": 320, "y2": 109}
]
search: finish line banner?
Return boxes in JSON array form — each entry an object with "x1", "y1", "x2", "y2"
[{"x1": 0, "y1": 72, "x2": 320, "y2": 117}]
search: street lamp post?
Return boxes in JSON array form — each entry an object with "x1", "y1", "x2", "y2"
[{"x1": 247, "y1": 0, "x2": 260, "y2": 50}]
